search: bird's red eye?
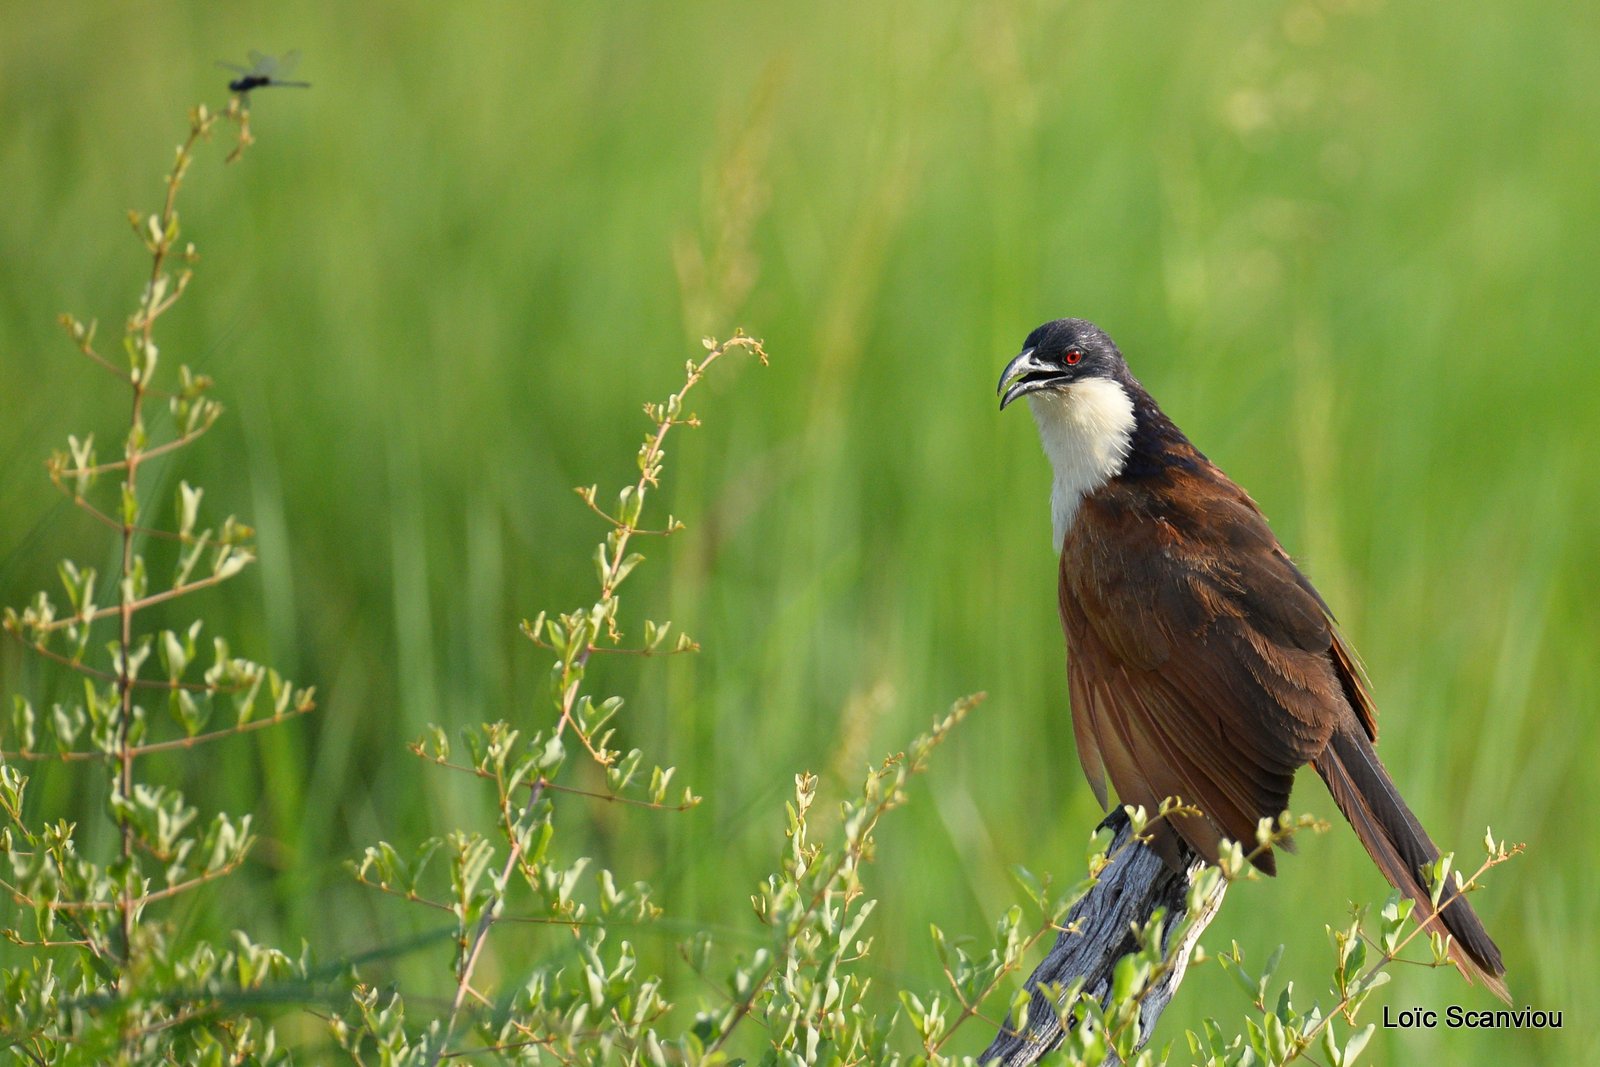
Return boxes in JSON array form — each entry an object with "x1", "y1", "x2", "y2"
[{"x1": 1065, "y1": 349, "x2": 1083, "y2": 365}]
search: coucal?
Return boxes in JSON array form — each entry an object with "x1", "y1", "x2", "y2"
[{"x1": 998, "y1": 317, "x2": 1507, "y2": 999}]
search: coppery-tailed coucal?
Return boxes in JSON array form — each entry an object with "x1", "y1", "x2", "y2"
[{"x1": 999, "y1": 317, "x2": 1507, "y2": 999}]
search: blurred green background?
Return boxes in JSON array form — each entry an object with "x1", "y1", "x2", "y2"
[{"x1": 2, "y1": 0, "x2": 1597, "y2": 1061}]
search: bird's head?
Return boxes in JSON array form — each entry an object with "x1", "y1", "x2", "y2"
[
  {"x1": 997, "y1": 318, "x2": 1127, "y2": 410},
  {"x1": 998, "y1": 319, "x2": 1142, "y2": 545}
]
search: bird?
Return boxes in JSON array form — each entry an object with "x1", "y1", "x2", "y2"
[{"x1": 998, "y1": 317, "x2": 1507, "y2": 1000}]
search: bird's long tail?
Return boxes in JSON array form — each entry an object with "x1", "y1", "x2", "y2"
[{"x1": 1312, "y1": 723, "x2": 1508, "y2": 1002}]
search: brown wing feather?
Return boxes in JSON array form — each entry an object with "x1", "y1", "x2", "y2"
[
  {"x1": 1065, "y1": 641, "x2": 1109, "y2": 808},
  {"x1": 1059, "y1": 462, "x2": 1347, "y2": 872},
  {"x1": 1327, "y1": 627, "x2": 1380, "y2": 741}
]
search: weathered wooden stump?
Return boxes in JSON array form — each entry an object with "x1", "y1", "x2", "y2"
[{"x1": 980, "y1": 808, "x2": 1226, "y2": 1066}]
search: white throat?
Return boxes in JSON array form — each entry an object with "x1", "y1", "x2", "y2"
[{"x1": 1025, "y1": 377, "x2": 1136, "y2": 549}]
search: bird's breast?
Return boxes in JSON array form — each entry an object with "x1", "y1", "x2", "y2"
[{"x1": 1026, "y1": 378, "x2": 1137, "y2": 550}]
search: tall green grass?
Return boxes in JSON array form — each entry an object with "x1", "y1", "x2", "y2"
[{"x1": 2, "y1": 1, "x2": 1596, "y2": 1060}]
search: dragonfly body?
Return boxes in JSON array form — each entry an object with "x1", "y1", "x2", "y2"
[
  {"x1": 218, "y1": 51, "x2": 310, "y2": 97},
  {"x1": 226, "y1": 74, "x2": 311, "y2": 93}
]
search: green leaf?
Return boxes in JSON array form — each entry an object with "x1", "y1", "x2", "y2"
[
  {"x1": 1343, "y1": 1024, "x2": 1375, "y2": 1064},
  {"x1": 1258, "y1": 943, "x2": 1284, "y2": 1004},
  {"x1": 11, "y1": 696, "x2": 37, "y2": 753},
  {"x1": 607, "y1": 748, "x2": 643, "y2": 792},
  {"x1": 178, "y1": 481, "x2": 203, "y2": 538},
  {"x1": 612, "y1": 552, "x2": 646, "y2": 585},
  {"x1": 1111, "y1": 952, "x2": 1149, "y2": 1005}
]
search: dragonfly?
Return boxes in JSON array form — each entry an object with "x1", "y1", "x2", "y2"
[{"x1": 217, "y1": 50, "x2": 311, "y2": 97}]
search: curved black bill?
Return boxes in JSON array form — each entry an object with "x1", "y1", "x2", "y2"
[{"x1": 998, "y1": 347, "x2": 1065, "y2": 409}]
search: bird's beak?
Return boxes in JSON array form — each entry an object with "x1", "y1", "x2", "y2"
[{"x1": 998, "y1": 347, "x2": 1065, "y2": 410}]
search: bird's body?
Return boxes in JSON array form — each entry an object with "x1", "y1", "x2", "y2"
[{"x1": 1000, "y1": 318, "x2": 1507, "y2": 999}]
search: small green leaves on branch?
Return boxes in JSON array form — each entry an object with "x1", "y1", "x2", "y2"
[
  {"x1": 0, "y1": 89, "x2": 307, "y2": 1065},
  {"x1": 700, "y1": 694, "x2": 983, "y2": 1059},
  {"x1": 350, "y1": 334, "x2": 765, "y2": 1066},
  {"x1": 1214, "y1": 811, "x2": 1331, "y2": 883},
  {"x1": 408, "y1": 720, "x2": 702, "y2": 812},
  {"x1": 529, "y1": 332, "x2": 766, "y2": 765},
  {"x1": 3, "y1": 636, "x2": 315, "y2": 761},
  {"x1": 1193, "y1": 832, "x2": 1523, "y2": 1067}
]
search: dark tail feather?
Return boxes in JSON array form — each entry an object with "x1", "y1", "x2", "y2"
[{"x1": 1313, "y1": 724, "x2": 1508, "y2": 1002}]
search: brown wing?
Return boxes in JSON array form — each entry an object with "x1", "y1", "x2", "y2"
[{"x1": 1060, "y1": 461, "x2": 1358, "y2": 873}]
